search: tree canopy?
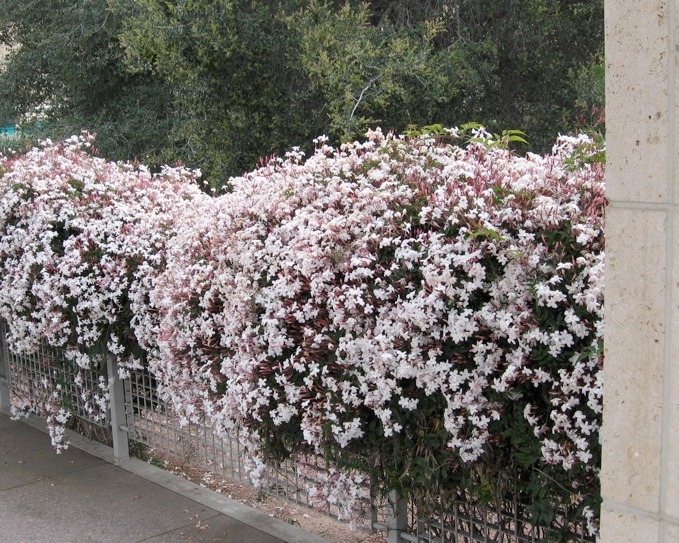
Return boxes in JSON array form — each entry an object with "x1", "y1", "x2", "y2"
[
  {"x1": 0, "y1": 0, "x2": 604, "y2": 184},
  {"x1": 0, "y1": 0, "x2": 176, "y2": 165}
]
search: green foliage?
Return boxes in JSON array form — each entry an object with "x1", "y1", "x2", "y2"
[
  {"x1": 1, "y1": 0, "x2": 604, "y2": 185},
  {"x1": 117, "y1": 0, "x2": 602, "y2": 185},
  {"x1": 289, "y1": 1, "x2": 464, "y2": 141},
  {"x1": 575, "y1": 60, "x2": 605, "y2": 113},
  {"x1": 362, "y1": 0, "x2": 604, "y2": 149},
  {"x1": 459, "y1": 122, "x2": 530, "y2": 149},
  {"x1": 454, "y1": 0, "x2": 604, "y2": 150},
  {"x1": 115, "y1": 0, "x2": 326, "y2": 183},
  {"x1": 0, "y1": 0, "x2": 176, "y2": 166}
]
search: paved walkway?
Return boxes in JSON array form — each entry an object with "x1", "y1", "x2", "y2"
[{"x1": 0, "y1": 411, "x2": 328, "y2": 543}]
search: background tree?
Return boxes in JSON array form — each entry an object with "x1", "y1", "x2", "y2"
[
  {"x1": 288, "y1": 1, "x2": 476, "y2": 141},
  {"x1": 0, "y1": 0, "x2": 176, "y2": 166},
  {"x1": 0, "y1": 0, "x2": 603, "y2": 184},
  {"x1": 362, "y1": 0, "x2": 605, "y2": 147},
  {"x1": 118, "y1": 0, "x2": 603, "y2": 183},
  {"x1": 116, "y1": 0, "x2": 328, "y2": 182}
]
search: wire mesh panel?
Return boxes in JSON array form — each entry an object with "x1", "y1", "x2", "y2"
[
  {"x1": 121, "y1": 363, "x2": 594, "y2": 542},
  {"x1": 123, "y1": 368, "x2": 247, "y2": 479},
  {"x1": 409, "y1": 491, "x2": 593, "y2": 543},
  {"x1": 0, "y1": 321, "x2": 10, "y2": 409},
  {"x1": 2, "y1": 326, "x2": 109, "y2": 429},
  {"x1": 122, "y1": 366, "x2": 379, "y2": 527}
]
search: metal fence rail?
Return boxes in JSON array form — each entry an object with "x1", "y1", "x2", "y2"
[{"x1": 0, "y1": 325, "x2": 594, "y2": 543}]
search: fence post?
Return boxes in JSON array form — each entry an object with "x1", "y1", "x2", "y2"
[
  {"x1": 106, "y1": 354, "x2": 129, "y2": 462},
  {"x1": 386, "y1": 490, "x2": 408, "y2": 543},
  {"x1": 0, "y1": 320, "x2": 10, "y2": 411}
]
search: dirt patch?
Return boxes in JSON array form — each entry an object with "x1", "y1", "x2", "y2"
[{"x1": 146, "y1": 450, "x2": 387, "y2": 543}]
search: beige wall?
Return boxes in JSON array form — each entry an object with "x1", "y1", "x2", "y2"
[{"x1": 602, "y1": 0, "x2": 679, "y2": 541}]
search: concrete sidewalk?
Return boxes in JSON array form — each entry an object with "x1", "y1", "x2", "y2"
[{"x1": 0, "y1": 411, "x2": 328, "y2": 543}]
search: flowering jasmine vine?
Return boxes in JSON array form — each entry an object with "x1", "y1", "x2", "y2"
[
  {"x1": 150, "y1": 128, "x2": 605, "y2": 533},
  {"x1": 0, "y1": 133, "x2": 207, "y2": 447},
  {"x1": 0, "y1": 128, "x2": 605, "y2": 535}
]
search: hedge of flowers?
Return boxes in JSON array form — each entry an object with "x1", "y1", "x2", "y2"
[
  {"x1": 0, "y1": 134, "x2": 207, "y2": 447},
  {"x1": 0, "y1": 128, "x2": 605, "y2": 536}
]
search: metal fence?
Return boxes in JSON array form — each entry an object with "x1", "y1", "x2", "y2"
[
  {"x1": 405, "y1": 494, "x2": 591, "y2": 543},
  {"x1": 121, "y1": 364, "x2": 380, "y2": 526},
  {"x1": 0, "y1": 329, "x2": 109, "y2": 430},
  {"x1": 0, "y1": 323, "x2": 594, "y2": 543}
]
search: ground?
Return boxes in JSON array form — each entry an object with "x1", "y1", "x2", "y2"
[{"x1": 148, "y1": 450, "x2": 387, "y2": 543}]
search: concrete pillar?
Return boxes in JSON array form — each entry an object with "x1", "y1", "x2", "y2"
[{"x1": 602, "y1": 0, "x2": 679, "y2": 541}]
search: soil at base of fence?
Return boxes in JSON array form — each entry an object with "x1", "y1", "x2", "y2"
[{"x1": 146, "y1": 449, "x2": 386, "y2": 543}]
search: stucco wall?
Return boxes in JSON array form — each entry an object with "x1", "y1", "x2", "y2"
[{"x1": 602, "y1": 1, "x2": 679, "y2": 541}]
